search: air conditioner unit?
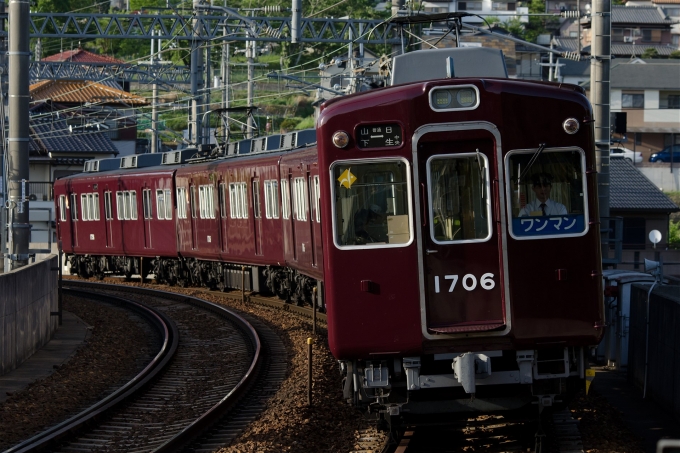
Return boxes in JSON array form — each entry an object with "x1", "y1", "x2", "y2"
[{"x1": 623, "y1": 36, "x2": 635, "y2": 43}]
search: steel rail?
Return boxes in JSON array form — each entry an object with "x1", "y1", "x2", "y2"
[{"x1": 3, "y1": 288, "x2": 178, "y2": 453}]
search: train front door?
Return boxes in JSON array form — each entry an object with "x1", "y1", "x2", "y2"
[{"x1": 413, "y1": 125, "x2": 509, "y2": 336}]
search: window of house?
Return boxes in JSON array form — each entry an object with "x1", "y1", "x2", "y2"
[
  {"x1": 492, "y1": 2, "x2": 514, "y2": 10},
  {"x1": 660, "y1": 91, "x2": 680, "y2": 109},
  {"x1": 104, "y1": 191, "x2": 112, "y2": 220},
  {"x1": 264, "y1": 180, "x2": 279, "y2": 219},
  {"x1": 143, "y1": 189, "x2": 153, "y2": 219},
  {"x1": 622, "y1": 93, "x2": 644, "y2": 109},
  {"x1": 176, "y1": 187, "x2": 187, "y2": 219},
  {"x1": 622, "y1": 217, "x2": 645, "y2": 250},
  {"x1": 458, "y1": 1, "x2": 482, "y2": 9},
  {"x1": 664, "y1": 134, "x2": 680, "y2": 146}
]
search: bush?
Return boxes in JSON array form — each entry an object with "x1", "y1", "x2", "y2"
[{"x1": 669, "y1": 221, "x2": 680, "y2": 249}]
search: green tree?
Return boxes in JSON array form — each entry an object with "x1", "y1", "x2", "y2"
[
  {"x1": 641, "y1": 48, "x2": 660, "y2": 59},
  {"x1": 669, "y1": 50, "x2": 680, "y2": 59}
]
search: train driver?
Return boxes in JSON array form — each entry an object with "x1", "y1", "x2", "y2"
[
  {"x1": 354, "y1": 204, "x2": 386, "y2": 243},
  {"x1": 519, "y1": 173, "x2": 567, "y2": 217}
]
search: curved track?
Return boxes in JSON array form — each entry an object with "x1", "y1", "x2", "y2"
[{"x1": 4, "y1": 281, "x2": 288, "y2": 453}]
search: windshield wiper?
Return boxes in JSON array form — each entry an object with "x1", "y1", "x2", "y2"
[{"x1": 517, "y1": 143, "x2": 546, "y2": 184}]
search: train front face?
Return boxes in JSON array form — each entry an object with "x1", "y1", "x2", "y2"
[{"x1": 317, "y1": 78, "x2": 604, "y2": 414}]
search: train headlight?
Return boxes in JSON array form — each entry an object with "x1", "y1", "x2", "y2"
[
  {"x1": 563, "y1": 118, "x2": 580, "y2": 134},
  {"x1": 433, "y1": 90, "x2": 452, "y2": 108},
  {"x1": 332, "y1": 131, "x2": 350, "y2": 148},
  {"x1": 429, "y1": 86, "x2": 479, "y2": 111},
  {"x1": 456, "y1": 89, "x2": 476, "y2": 107}
]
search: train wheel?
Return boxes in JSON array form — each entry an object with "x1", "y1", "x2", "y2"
[{"x1": 124, "y1": 257, "x2": 134, "y2": 280}]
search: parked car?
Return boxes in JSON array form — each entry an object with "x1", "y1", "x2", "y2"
[
  {"x1": 610, "y1": 145, "x2": 643, "y2": 163},
  {"x1": 649, "y1": 145, "x2": 680, "y2": 163}
]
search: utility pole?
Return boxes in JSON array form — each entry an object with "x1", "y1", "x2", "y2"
[
  {"x1": 190, "y1": 0, "x2": 205, "y2": 148},
  {"x1": 7, "y1": 0, "x2": 30, "y2": 270},
  {"x1": 150, "y1": 29, "x2": 158, "y2": 153},
  {"x1": 0, "y1": 0, "x2": 6, "y2": 272},
  {"x1": 591, "y1": 0, "x2": 611, "y2": 240},
  {"x1": 221, "y1": 25, "x2": 230, "y2": 143},
  {"x1": 246, "y1": 20, "x2": 255, "y2": 139}
]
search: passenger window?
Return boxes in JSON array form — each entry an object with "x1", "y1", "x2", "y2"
[
  {"x1": 59, "y1": 195, "x2": 66, "y2": 222},
  {"x1": 332, "y1": 159, "x2": 411, "y2": 247},
  {"x1": 427, "y1": 153, "x2": 491, "y2": 243},
  {"x1": 506, "y1": 148, "x2": 588, "y2": 239},
  {"x1": 71, "y1": 194, "x2": 78, "y2": 221}
]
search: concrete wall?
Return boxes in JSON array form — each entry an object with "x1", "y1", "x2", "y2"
[
  {"x1": 0, "y1": 256, "x2": 59, "y2": 376},
  {"x1": 639, "y1": 166, "x2": 680, "y2": 192},
  {"x1": 629, "y1": 283, "x2": 680, "y2": 423}
]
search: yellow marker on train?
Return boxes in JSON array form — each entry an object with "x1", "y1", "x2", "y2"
[
  {"x1": 585, "y1": 369, "x2": 596, "y2": 395},
  {"x1": 338, "y1": 169, "x2": 357, "y2": 189}
]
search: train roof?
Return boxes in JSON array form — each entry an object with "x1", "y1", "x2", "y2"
[{"x1": 65, "y1": 128, "x2": 317, "y2": 180}]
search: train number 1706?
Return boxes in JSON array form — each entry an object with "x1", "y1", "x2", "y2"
[{"x1": 433, "y1": 273, "x2": 495, "y2": 293}]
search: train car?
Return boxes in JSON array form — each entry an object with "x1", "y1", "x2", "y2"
[
  {"x1": 316, "y1": 49, "x2": 604, "y2": 418},
  {"x1": 54, "y1": 164, "x2": 177, "y2": 279},
  {"x1": 54, "y1": 46, "x2": 604, "y2": 423}
]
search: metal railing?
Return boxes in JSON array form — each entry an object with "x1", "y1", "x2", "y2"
[
  {"x1": 602, "y1": 216, "x2": 624, "y2": 265},
  {"x1": 28, "y1": 181, "x2": 53, "y2": 201}
]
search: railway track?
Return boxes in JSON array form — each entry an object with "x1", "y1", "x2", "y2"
[{"x1": 4, "y1": 281, "x2": 287, "y2": 453}]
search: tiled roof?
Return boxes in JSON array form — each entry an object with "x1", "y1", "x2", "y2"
[
  {"x1": 610, "y1": 158, "x2": 679, "y2": 212},
  {"x1": 42, "y1": 48, "x2": 124, "y2": 64},
  {"x1": 612, "y1": 5, "x2": 674, "y2": 24},
  {"x1": 30, "y1": 80, "x2": 148, "y2": 106},
  {"x1": 581, "y1": 43, "x2": 679, "y2": 57},
  {"x1": 29, "y1": 116, "x2": 119, "y2": 155},
  {"x1": 553, "y1": 37, "x2": 579, "y2": 52},
  {"x1": 610, "y1": 62, "x2": 680, "y2": 89}
]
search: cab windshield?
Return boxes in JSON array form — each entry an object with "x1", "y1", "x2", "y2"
[
  {"x1": 332, "y1": 159, "x2": 411, "y2": 248},
  {"x1": 506, "y1": 148, "x2": 588, "y2": 239}
]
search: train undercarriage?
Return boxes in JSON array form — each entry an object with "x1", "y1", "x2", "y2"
[
  {"x1": 341, "y1": 346, "x2": 588, "y2": 421},
  {"x1": 67, "y1": 254, "x2": 321, "y2": 308}
]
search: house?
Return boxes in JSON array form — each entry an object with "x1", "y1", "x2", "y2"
[
  {"x1": 581, "y1": 5, "x2": 678, "y2": 58},
  {"x1": 30, "y1": 79, "x2": 148, "y2": 157},
  {"x1": 579, "y1": 59, "x2": 680, "y2": 159},
  {"x1": 608, "y1": 60, "x2": 680, "y2": 159},
  {"x1": 609, "y1": 157, "x2": 680, "y2": 271},
  {"x1": 629, "y1": 0, "x2": 680, "y2": 48}
]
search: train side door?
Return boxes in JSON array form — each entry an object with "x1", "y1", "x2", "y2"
[
  {"x1": 68, "y1": 184, "x2": 79, "y2": 248},
  {"x1": 104, "y1": 189, "x2": 113, "y2": 247},
  {"x1": 142, "y1": 186, "x2": 152, "y2": 249},
  {"x1": 308, "y1": 172, "x2": 318, "y2": 267},
  {"x1": 414, "y1": 125, "x2": 509, "y2": 336},
  {"x1": 218, "y1": 181, "x2": 228, "y2": 253},
  {"x1": 252, "y1": 178, "x2": 263, "y2": 255},
  {"x1": 189, "y1": 183, "x2": 198, "y2": 249}
]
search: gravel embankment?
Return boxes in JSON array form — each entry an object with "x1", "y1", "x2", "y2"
[{"x1": 0, "y1": 280, "x2": 647, "y2": 453}]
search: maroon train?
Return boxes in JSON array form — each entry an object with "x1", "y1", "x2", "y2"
[{"x1": 55, "y1": 49, "x2": 604, "y2": 420}]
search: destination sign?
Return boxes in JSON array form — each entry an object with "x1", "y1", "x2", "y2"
[{"x1": 357, "y1": 123, "x2": 402, "y2": 149}]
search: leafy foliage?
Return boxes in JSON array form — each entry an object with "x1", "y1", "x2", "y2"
[
  {"x1": 641, "y1": 48, "x2": 660, "y2": 59},
  {"x1": 669, "y1": 221, "x2": 680, "y2": 249}
]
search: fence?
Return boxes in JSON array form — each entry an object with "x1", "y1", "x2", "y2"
[
  {"x1": 629, "y1": 282, "x2": 680, "y2": 422},
  {"x1": 0, "y1": 256, "x2": 59, "y2": 376}
]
